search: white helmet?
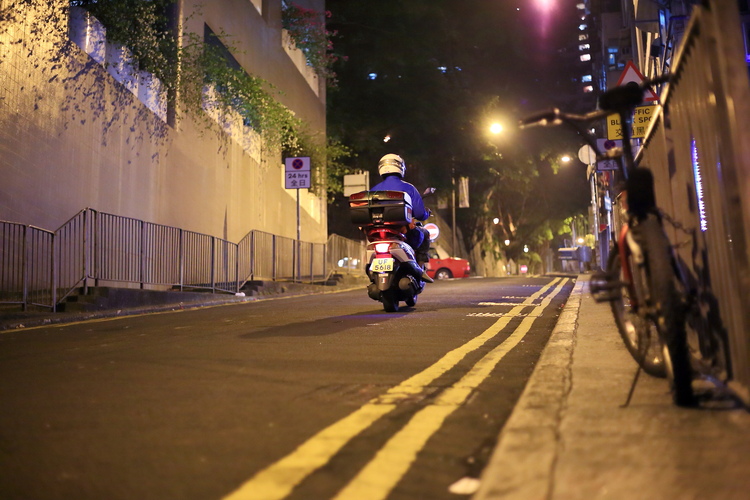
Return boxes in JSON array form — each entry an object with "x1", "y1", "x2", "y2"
[{"x1": 378, "y1": 154, "x2": 406, "y2": 178}]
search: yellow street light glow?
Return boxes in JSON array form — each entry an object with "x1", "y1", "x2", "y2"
[
  {"x1": 489, "y1": 123, "x2": 503, "y2": 134},
  {"x1": 493, "y1": 217, "x2": 500, "y2": 225},
  {"x1": 561, "y1": 155, "x2": 572, "y2": 162},
  {"x1": 383, "y1": 135, "x2": 391, "y2": 143}
]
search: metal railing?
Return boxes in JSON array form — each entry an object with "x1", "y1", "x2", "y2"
[
  {"x1": 1, "y1": 208, "x2": 367, "y2": 312},
  {"x1": 636, "y1": 3, "x2": 750, "y2": 403},
  {"x1": 326, "y1": 233, "x2": 367, "y2": 277}
]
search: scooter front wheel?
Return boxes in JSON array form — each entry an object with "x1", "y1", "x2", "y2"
[{"x1": 381, "y1": 290, "x2": 399, "y2": 312}]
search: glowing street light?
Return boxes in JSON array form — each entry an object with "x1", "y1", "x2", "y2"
[
  {"x1": 493, "y1": 217, "x2": 500, "y2": 225},
  {"x1": 504, "y1": 239, "x2": 510, "y2": 246},
  {"x1": 560, "y1": 155, "x2": 572, "y2": 163},
  {"x1": 489, "y1": 123, "x2": 503, "y2": 135}
]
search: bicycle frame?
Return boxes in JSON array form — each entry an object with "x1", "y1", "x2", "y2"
[{"x1": 520, "y1": 76, "x2": 698, "y2": 406}]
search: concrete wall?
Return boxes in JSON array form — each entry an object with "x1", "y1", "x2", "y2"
[{"x1": 0, "y1": 0, "x2": 327, "y2": 244}]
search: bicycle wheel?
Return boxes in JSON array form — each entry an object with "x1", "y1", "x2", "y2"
[
  {"x1": 675, "y1": 254, "x2": 731, "y2": 384},
  {"x1": 607, "y1": 246, "x2": 667, "y2": 377},
  {"x1": 636, "y1": 214, "x2": 695, "y2": 406}
]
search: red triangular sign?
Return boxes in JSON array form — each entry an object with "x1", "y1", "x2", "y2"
[{"x1": 615, "y1": 61, "x2": 659, "y2": 102}]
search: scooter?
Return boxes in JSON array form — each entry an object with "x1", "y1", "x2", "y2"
[{"x1": 349, "y1": 189, "x2": 432, "y2": 312}]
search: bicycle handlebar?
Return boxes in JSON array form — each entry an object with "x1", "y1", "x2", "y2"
[{"x1": 519, "y1": 74, "x2": 671, "y2": 130}]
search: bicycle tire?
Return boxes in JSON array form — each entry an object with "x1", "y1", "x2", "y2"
[
  {"x1": 636, "y1": 214, "x2": 695, "y2": 406},
  {"x1": 607, "y1": 246, "x2": 667, "y2": 378}
]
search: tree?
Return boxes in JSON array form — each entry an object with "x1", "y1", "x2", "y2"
[{"x1": 326, "y1": 1, "x2": 594, "y2": 250}]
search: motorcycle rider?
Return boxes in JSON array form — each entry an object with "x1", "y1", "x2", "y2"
[{"x1": 371, "y1": 153, "x2": 434, "y2": 283}]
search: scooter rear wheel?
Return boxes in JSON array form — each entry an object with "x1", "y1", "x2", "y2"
[
  {"x1": 382, "y1": 290, "x2": 399, "y2": 312},
  {"x1": 405, "y1": 294, "x2": 417, "y2": 307}
]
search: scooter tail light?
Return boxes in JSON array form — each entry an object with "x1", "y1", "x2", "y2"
[{"x1": 375, "y1": 243, "x2": 391, "y2": 254}]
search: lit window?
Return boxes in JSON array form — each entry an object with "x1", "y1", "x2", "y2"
[
  {"x1": 579, "y1": 44, "x2": 590, "y2": 51},
  {"x1": 437, "y1": 66, "x2": 447, "y2": 73},
  {"x1": 582, "y1": 74, "x2": 592, "y2": 82},
  {"x1": 579, "y1": 34, "x2": 588, "y2": 41},
  {"x1": 583, "y1": 85, "x2": 594, "y2": 93},
  {"x1": 368, "y1": 73, "x2": 377, "y2": 80},
  {"x1": 577, "y1": 2, "x2": 585, "y2": 9},
  {"x1": 580, "y1": 54, "x2": 591, "y2": 62},
  {"x1": 579, "y1": 24, "x2": 587, "y2": 31}
]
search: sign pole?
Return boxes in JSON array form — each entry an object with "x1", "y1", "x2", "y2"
[
  {"x1": 297, "y1": 188, "x2": 301, "y2": 282},
  {"x1": 284, "y1": 156, "x2": 311, "y2": 283}
]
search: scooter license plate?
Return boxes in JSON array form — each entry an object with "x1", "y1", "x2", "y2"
[{"x1": 371, "y1": 258, "x2": 394, "y2": 272}]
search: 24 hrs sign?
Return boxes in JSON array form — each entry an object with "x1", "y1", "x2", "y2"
[{"x1": 284, "y1": 157, "x2": 311, "y2": 189}]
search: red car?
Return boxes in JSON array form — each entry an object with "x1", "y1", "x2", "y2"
[{"x1": 425, "y1": 247, "x2": 471, "y2": 280}]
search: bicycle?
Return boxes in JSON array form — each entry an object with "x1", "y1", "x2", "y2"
[{"x1": 519, "y1": 77, "x2": 730, "y2": 407}]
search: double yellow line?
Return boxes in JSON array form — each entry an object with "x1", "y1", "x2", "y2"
[{"x1": 224, "y1": 278, "x2": 569, "y2": 500}]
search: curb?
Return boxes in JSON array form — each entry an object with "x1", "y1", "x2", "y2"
[
  {"x1": 474, "y1": 277, "x2": 584, "y2": 499},
  {"x1": 0, "y1": 281, "x2": 369, "y2": 332}
]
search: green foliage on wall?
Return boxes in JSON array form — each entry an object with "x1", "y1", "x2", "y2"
[{"x1": 4, "y1": 0, "x2": 340, "y2": 196}]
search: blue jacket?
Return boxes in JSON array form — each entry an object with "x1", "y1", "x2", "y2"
[{"x1": 371, "y1": 175, "x2": 428, "y2": 221}]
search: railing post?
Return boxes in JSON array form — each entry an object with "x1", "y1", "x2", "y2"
[
  {"x1": 83, "y1": 209, "x2": 89, "y2": 295},
  {"x1": 93, "y1": 210, "x2": 100, "y2": 288},
  {"x1": 308, "y1": 243, "x2": 313, "y2": 283},
  {"x1": 179, "y1": 229, "x2": 184, "y2": 291},
  {"x1": 250, "y1": 231, "x2": 255, "y2": 281},
  {"x1": 51, "y1": 232, "x2": 57, "y2": 312},
  {"x1": 21, "y1": 225, "x2": 28, "y2": 311},
  {"x1": 211, "y1": 236, "x2": 216, "y2": 293},
  {"x1": 235, "y1": 243, "x2": 240, "y2": 293},
  {"x1": 323, "y1": 242, "x2": 328, "y2": 280},
  {"x1": 272, "y1": 234, "x2": 277, "y2": 281},
  {"x1": 140, "y1": 220, "x2": 145, "y2": 289}
]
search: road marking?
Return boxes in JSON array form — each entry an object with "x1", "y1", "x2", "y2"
[
  {"x1": 333, "y1": 278, "x2": 570, "y2": 500},
  {"x1": 222, "y1": 278, "x2": 566, "y2": 500},
  {"x1": 478, "y1": 301, "x2": 538, "y2": 306},
  {"x1": 467, "y1": 312, "x2": 543, "y2": 318}
]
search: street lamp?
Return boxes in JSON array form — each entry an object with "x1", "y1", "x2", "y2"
[
  {"x1": 560, "y1": 155, "x2": 572, "y2": 163},
  {"x1": 489, "y1": 123, "x2": 503, "y2": 135},
  {"x1": 493, "y1": 217, "x2": 500, "y2": 225}
]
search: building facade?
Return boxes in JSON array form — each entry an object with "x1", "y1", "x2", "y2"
[{"x1": 0, "y1": 0, "x2": 328, "y2": 244}]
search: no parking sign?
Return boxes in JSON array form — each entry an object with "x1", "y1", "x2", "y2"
[{"x1": 284, "y1": 157, "x2": 311, "y2": 189}]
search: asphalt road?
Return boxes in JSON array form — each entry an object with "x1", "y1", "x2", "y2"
[{"x1": 0, "y1": 276, "x2": 575, "y2": 500}]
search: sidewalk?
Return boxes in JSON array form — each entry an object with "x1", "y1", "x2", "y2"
[{"x1": 475, "y1": 275, "x2": 750, "y2": 500}]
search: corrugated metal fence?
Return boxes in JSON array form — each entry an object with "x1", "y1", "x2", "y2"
[
  {"x1": 0, "y1": 208, "x2": 366, "y2": 312},
  {"x1": 637, "y1": 3, "x2": 750, "y2": 402}
]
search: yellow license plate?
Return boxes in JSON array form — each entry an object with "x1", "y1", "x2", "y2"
[{"x1": 371, "y1": 258, "x2": 394, "y2": 273}]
